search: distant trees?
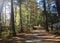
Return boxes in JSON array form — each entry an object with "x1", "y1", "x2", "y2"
[
  {"x1": 1, "y1": 0, "x2": 59, "y2": 37},
  {"x1": 29, "y1": 0, "x2": 40, "y2": 26},
  {"x1": 17, "y1": 0, "x2": 25, "y2": 32}
]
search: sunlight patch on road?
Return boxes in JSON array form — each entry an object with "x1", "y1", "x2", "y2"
[{"x1": 25, "y1": 39, "x2": 42, "y2": 43}]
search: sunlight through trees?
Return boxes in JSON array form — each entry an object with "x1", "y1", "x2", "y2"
[{"x1": 0, "y1": 0, "x2": 60, "y2": 37}]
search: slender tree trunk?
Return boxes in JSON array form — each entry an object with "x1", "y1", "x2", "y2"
[
  {"x1": 26, "y1": 0, "x2": 30, "y2": 32},
  {"x1": 0, "y1": 0, "x2": 4, "y2": 36},
  {"x1": 5, "y1": 3, "x2": 6, "y2": 29},
  {"x1": 0, "y1": 12, "x2": 2, "y2": 36},
  {"x1": 55, "y1": 0, "x2": 60, "y2": 15},
  {"x1": 55, "y1": 0, "x2": 60, "y2": 30},
  {"x1": 11, "y1": 0, "x2": 16, "y2": 36},
  {"x1": 43, "y1": 0, "x2": 49, "y2": 31},
  {"x1": 19, "y1": 2, "x2": 23, "y2": 32},
  {"x1": 47, "y1": 0, "x2": 53, "y2": 31}
]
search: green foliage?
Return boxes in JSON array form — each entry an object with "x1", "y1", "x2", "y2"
[
  {"x1": 2, "y1": 30, "x2": 10, "y2": 38},
  {"x1": 2, "y1": 0, "x2": 59, "y2": 37}
]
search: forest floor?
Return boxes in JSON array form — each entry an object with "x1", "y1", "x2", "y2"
[{"x1": 0, "y1": 29, "x2": 60, "y2": 43}]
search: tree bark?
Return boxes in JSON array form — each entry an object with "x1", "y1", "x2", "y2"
[
  {"x1": 19, "y1": 2, "x2": 23, "y2": 32},
  {"x1": 43, "y1": 0, "x2": 49, "y2": 31},
  {"x1": 55, "y1": 0, "x2": 60, "y2": 15},
  {"x1": 11, "y1": 0, "x2": 16, "y2": 36}
]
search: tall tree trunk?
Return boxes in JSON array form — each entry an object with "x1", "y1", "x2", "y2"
[
  {"x1": 55, "y1": 0, "x2": 60, "y2": 15},
  {"x1": 0, "y1": 0, "x2": 4, "y2": 36},
  {"x1": 43, "y1": 0, "x2": 49, "y2": 31},
  {"x1": 26, "y1": 0, "x2": 30, "y2": 32},
  {"x1": 47, "y1": 0, "x2": 53, "y2": 31},
  {"x1": 4, "y1": 3, "x2": 6, "y2": 29},
  {"x1": 19, "y1": 1, "x2": 23, "y2": 32},
  {"x1": 11, "y1": 0, "x2": 16, "y2": 36},
  {"x1": 55, "y1": 0, "x2": 60, "y2": 30}
]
